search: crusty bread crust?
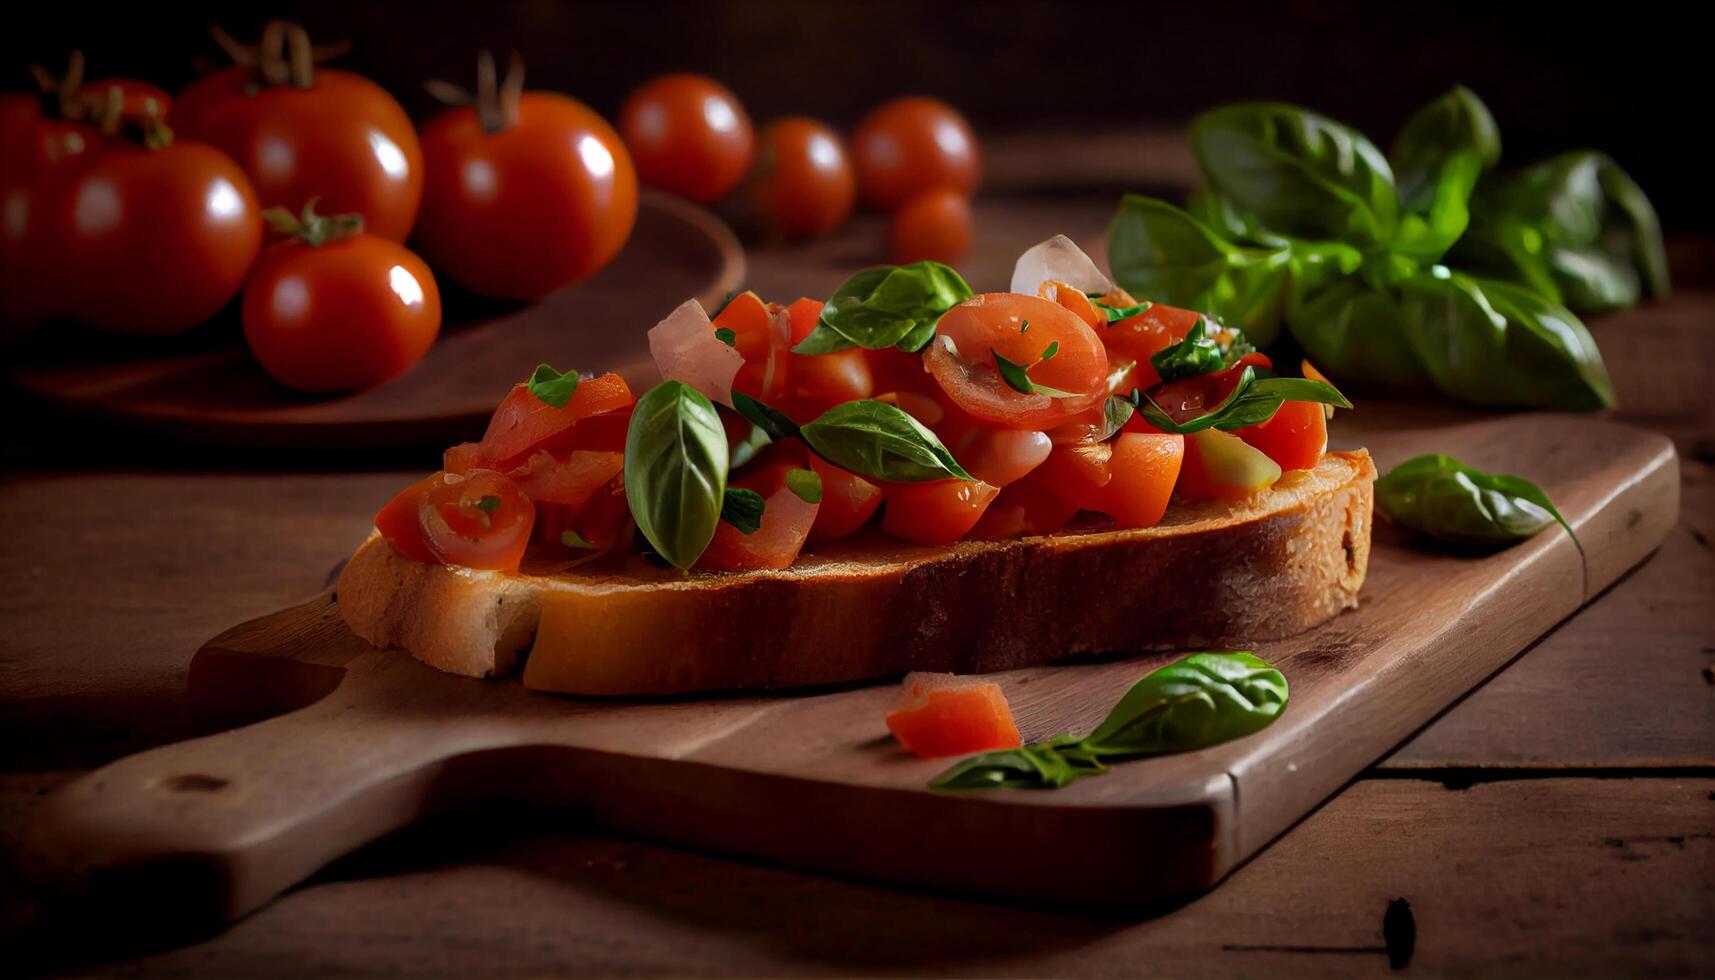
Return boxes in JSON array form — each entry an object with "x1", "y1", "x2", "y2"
[{"x1": 339, "y1": 450, "x2": 1374, "y2": 695}]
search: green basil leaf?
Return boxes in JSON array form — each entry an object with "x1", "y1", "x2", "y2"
[
  {"x1": 623, "y1": 381, "x2": 729, "y2": 569},
  {"x1": 561, "y1": 530, "x2": 598, "y2": 550},
  {"x1": 1396, "y1": 270, "x2": 1614, "y2": 410},
  {"x1": 713, "y1": 327, "x2": 737, "y2": 346},
  {"x1": 730, "y1": 391, "x2": 801, "y2": 441},
  {"x1": 475, "y1": 494, "x2": 500, "y2": 514},
  {"x1": 1100, "y1": 395, "x2": 1134, "y2": 440},
  {"x1": 1283, "y1": 252, "x2": 1432, "y2": 391},
  {"x1": 1391, "y1": 86, "x2": 1499, "y2": 239},
  {"x1": 729, "y1": 422, "x2": 772, "y2": 470},
  {"x1": 785, "y1": 467, "x2": 822, "y2": 504},
  {"x1": 1081, "y1": 652, "x2": 1289, "y2": 756},
  {"x1": 1185, "y1": 185, "x2": 1288, "y2": 248},
  {"x1": 720, "y1": 487, "x2": 766, "y2": 535},
  {"x1": 1375, "y1": 453, "x2": 1580, "y2": 555},
  {"x1": 526, "y1": 363, "x2": 580, "y2": 409},
  {"x1": 1190, "y1": 103, "x2": 1400, "y2": 245},
  {"x1": 993, "y1": 349, "x2": 1082, "y2": 399},
  {"x1": 1136, "y1": 369, "x2": 1352, "y2": 434},
  {"x1": 1149, "y1": 317, "x2": 1225, "y2": 382},
  {"x1": 1092, "y1": 299, "x2": 1154, "y2": 322},
  {"x1": 796, "y1": 261, "x2": 973, "y2": 354},
  {"x1": 799, "y1": 399, "x2": 972, "y2": 482}
]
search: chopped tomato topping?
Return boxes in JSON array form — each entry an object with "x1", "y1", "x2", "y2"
[
  {"x1": 1237, "y1": 400, "x2": 1327, "y2": 472},
  {"x1": 417, "y1": 470, "x2": 536, "y2": 571},
  {"x1": 885, "y1": 672, "x2": 1022, "y2": 759},
  {"x1": 880, "y1": 478, "x2": 999, "y2": 545},
  {"x1": 970, "y1": 465, "x2": 1081, "y2": 539},
  {"x1": 1036, "y1": 442, "x2": 1116, "y2": 500},
  {"x1": 445, "y1": 373, "x2": 634, "y2": 474},
  {"x1": 374, "y1": 473, "x2": 441, "y2": 562},
  {"x1": 874, "y1": 389, "x2": 945, "y2": 428},
  {"x1": 926, "y1": 293, "x2": 1108, "y2": 429},
  {"x1": 1090, "y1": 433, "x2": 1184, "y2": 529},
  {"x1": 958, "y1": 427, "x2": 1052, "y2": 487},
  {"x1": 807, "y1": 454, "x2": 883, "y2": 542},
  {"x1": 1099, "y1": 303, "x2": 1202, "y2": 392},
  {"x1": 574, "y1": 476, "x2": 633, "y2": 551},
  {"x1": 507, "y1": 450, "x2": 624, "y2": 509},
  {"x1": 699, "y1": 451, "x2": 821, "y2": 571},
  {"x1": 717, "y1": 291, "x2": 791, "y2": 401},
  {"x1": 1038, "y1": 279, "x2": 1104, "y2": 328},
  {"x1": 865, "y1": 344, "x2": 940, "y2": 398}
]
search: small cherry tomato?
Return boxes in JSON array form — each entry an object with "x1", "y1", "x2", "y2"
[
  {"x1": 417, "y1": 79, "x2": 637, "y2": 299},
  {"x1": 958, "y1": 427, "x2": 1052, "y2": 487},
  {"x1": 698, "y1": 452, "x2": 820, "y2": 571},
  {"x1": 716, "y1": 291, "x2": 790, "y2": 401},
  {"x1": 889, "y1": 188, "x2": 973, "y2": 265},
  {"x1": 1237, "y1": 399, "x2": 1327, "y2": 471},
  {"x1": 243, "y1": 207, "x2": 439, "y2": 392},
  {"x1": 619, "y1": 73, "x2": 753, "y2": 204},
  {"x1": 881, "y1": 478, "x2": 998, "y2": 545},
  {"x1": 885, "y1": 673, "x2": 1020, "y2": 759},
  {"x1": 806, "y1": 454, "x2": 883, "y2": 542},
  {"x1": 374, "y1": 472, "x2": 442, "y2": 562},
  {"x1": 850, "y1": 97, "x2": 980, "y2": 211},
  {"x1": 748, "y1": 117, "x2": 854, "y2": 239},
  {"x1": 445, "y1": 373, "x2": 635, "y2": 473},
  {"x1": 418, "y1": 469, "x2": 536, "y2": 571},
  {"x1": 925, "y1": 292, "x2": 1108, "y2": 429}
]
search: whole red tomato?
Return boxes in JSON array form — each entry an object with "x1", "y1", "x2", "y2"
[
  {"x1": 243, "y1": 205, "x2": 441, "y2": 391},
  {"x1": 851, "y1": 97, "x2": 981, "y2": 210},
  {"x1": 619, "y1": 73, "x2": 753, "y2": 204},
  {"x1": 172, "y1": 53, "x2": 423, "y2": 241},
  {"x1": 748, "y1": 117, "x2": 855, "y2": 239},
  {"x1": 51, "y1": 135, "x2": 262, "y2": 335},
  {"x1": 416, "y1": 90, "x2": 637, "y2": 300},
  {"x1": 889, "y1": 187, "x2": 973, "y2": 265}
]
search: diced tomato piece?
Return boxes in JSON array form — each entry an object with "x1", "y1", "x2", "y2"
[
  {"x1": 786, "y1": 348, "x2": 874, "y2": 419},
  {"x1": 1035, "y1": 442, "x2": 1116, "y2": 502},
  {"x1": 880, "y1": 478, "x2": 999, "y2": 545},
  {"x1": 959, "y1": 427, "x2": 1052, "y2": 487},
  {"x1": 1089, "y1": 433, "x2": 1184, "y2": 529},
  {"x1": 417, "y1": 470, "x2": 536, "y2": 572},
  {"x1": 1100, "y1": 303, "x2": 1202, "y2": 392},
  {"x1": 698, "y1": 453, "x2": 821, "y2": 571},
  {"x1": 807, "y1": 454, "x2": 883, "y2": 542},
  {"x1": 374, "y1": 473, "x2": 441, "y2": 563},
  {"x1": 885, "y1": 672, "x2": 1022, "y2": 759},
  {"x1": 574, "y1": 476, "x2": 633, "y2": 550},
  {"x1": 1177, "y1": 429, "x2": 1282, "y2": 502},
  {"x1": 1237, "y1": 400, "x2": 1327, "y2": 472},
  {"x1": 874, "y1": 389, "x2": 945, "y2": 428},
  {"x1": 969, "y1": 465, "x2": 1082, "y2": 539},
  {"x1": 718, "y1": 291, "x2": 791, "y2": 401},
  {"x1": 866, "y1": 345, "x2": 939, "y2": 398},
  {"x1": 784, "y1": 296, "x2": 823, "y2": 344},
  {"x1": 1038, "y1": 279, "x2": 1104, "y2": 329},
  {"x1": 507, "y1": 450, "x2": 624, "y2": 508},
  {"x1": 447, "y1": 373, "x2": 634, "y2": 473}
]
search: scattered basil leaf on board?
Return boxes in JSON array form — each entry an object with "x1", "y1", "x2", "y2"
[
  {"x1": 930, "y1": 652, "x2": 1289, "y2": 791},
  {"x1": 785, "y1": 468, "x2": 823, "y2": 504},
  {"x1": 623, "y1": 381, "x2": 729, "y2": 569},
  {"x1": 720, "y1": 487, "x2": 766, "y2": 535},
  {"x1": 713, "y1": 327, "x2": 737, "y2": 346},
  {"x1": 561, "y1": 530, "x2": 598, "y2": 550},
  {"x1": 731, "y1": 391, "x2": 801, "y2": 441},
  {"x1": 1134, "y1": 368, "x2": 1352, "y2": 434},
  {"x1": 1375, "y1": 453, "x2": 1581, "y2": 555},
  {"x1": 526, "y1": 363, "x2": 580, "y2": 408},
  {"x1": 793, "y1": 261, "x2": 973, "y2": 354},
  {"x1": 799, "y1": 399, "x2": 973, "y2": 482},
  {"x1": 1150, "y1": 317, "x2": 1225, "y2": 382}
]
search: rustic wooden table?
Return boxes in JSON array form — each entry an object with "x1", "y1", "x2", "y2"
[{"x1": 2, "y1": 147, "x2": 1711, "y2": 975}]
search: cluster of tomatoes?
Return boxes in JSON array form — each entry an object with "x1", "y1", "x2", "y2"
[{"x1": 617, "y1": 75, "x2": 980, "y2": 264}]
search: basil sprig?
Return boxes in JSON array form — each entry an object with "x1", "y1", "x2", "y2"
[
  {"x1": 1149, "y1": 317, "x2": 1225, "y2": 382},
  {"x1": 720, "y1": 487, "x2": 766, "y2": 535},
  {"x1": 1375, "y1": 453, "x2": 1581, "y2": 554},
  {"x1": 623, "y1": 381, "x2": 729, "y2": 569},
  {"x1": 1133, "y1": 368, "x2": 1352, "y2": 434},
  {"x1": 800, "y1": 399, "x2": 973, "y2": 482},
  {"x1": 792, "y1": 261, "x2": 973, "y2": 355},
  {"x1": 526, "y1": 363, "x2": 580, "y2": 408},
  {"x1": 932, "y1": 652, "x2": 1289, "y2": 791},
  {"x1": 1091, "y1": 298, "x2": 1153, "y2": 322},
  {"x1": 785, "y1": 468, "x2": 822, "y2": 503}
]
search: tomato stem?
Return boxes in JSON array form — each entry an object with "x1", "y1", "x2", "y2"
[
  {"x1": 209, "y1": 20, "x2": 350, "y2": 93},
  {"x1": 263, "y1": 198, "x2": 365, "y2": 247},
  {"x1": 426, "y1": 51, "x2": 523, "y2": 135},
  {"x1": 29, "y1": 51, "x2": 89, "y2": 122}
]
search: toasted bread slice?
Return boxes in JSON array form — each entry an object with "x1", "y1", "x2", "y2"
[{"x1": 338, "y1": 450, "x2": 1374, "y2": 695}]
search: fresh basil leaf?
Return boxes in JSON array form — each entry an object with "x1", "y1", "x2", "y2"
[
  {"x1": 526, "y1": 363, "x2": 580, "y2": 409},
  {"x1": 713, "y1": 327, "x2": 737, "y2": 346},
  {"x1": 1041, "y1": 340, "x2": 1059, "y2": 361},
  {"x1": 1099, "y1": 395, "x2": 1135, "y2": 440},
  {"x1": 730, "y1": 391, "x2": 800, "y2": 441},
  {"x1": 720, "y1": 487, "x2": 766, "y2": 535},
  {"x1": 993, "y1": 350, "x2": 1081, "y2": 399},
  {"x1": 1396, "y1": 270, "x2": 1614, "y2": 410},
  {"x1": 799, "y1": 399, "x2": 972, "y2": 482},
  {"x1": 1185, "y1": 185, "x2": 1288, "y2": 248},
  {"x1": 475, "y1": 494, "x2": 501, "y2": 514},
  {"x1": 623, "y1": 381, "x2": 729, "y2": 569},
  {"x1": 1135, "y1": 369, "x2": 1352, "y2": 434},
  {"x1": 1390, "y1": 86, "x2": 1499, "y2": 255},
  {"x1": 1375, "y1": 453, "x2": 1581, "y2": 555},
  {"x1": 1150, "y1": 317, "x2": 1225, "y2": 382},
  {"x1": 1190, "y1": 103, "x2": 1400, "y2": 245},
  {"x1": 1283, "y1": 253, "x2": 1433, "y2": 391},
  {"x1": 1081, "y1": 652, "x2": 1289, "y2": 756},
  {"x1": 1092, "y1": 299, "x2": 1154, "y2": 322},
  {"x1": 785, "y1": 467, "x2": 822, "y2": 504},
  {"x1": 729, "y1": 422, "x2": 772, "y2": 469},
  {"x1": 796, "y1": 261, "x2": 973, "y2": 354},
  {"x1": 561, "y1": 530, "x2": 598, "y2": 550}
]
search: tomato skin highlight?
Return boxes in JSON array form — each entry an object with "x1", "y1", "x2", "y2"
[
  {"x1": 881, "y1": 479, "x2": 998, "y2": 545},
  {"x1": 851, "y1": 97, "x2": 980, "y2": 211},
  {"x1": 748, "y1": 117, "x2": 854, "y2": 239},
  {"x1": 416, "y1": 92, "x2": 636, "y2": 299},
  {"x1": 172, "y1": 67, "x2": 423, "y2": 242},
  {"x1": 806, "y1": 454, "x2": 883, "y2": 542},
  {"x1": 927, "y1": 293, "x2": 1108, "y2": 429},
  {"x1": 375, "y1": 473, "x2": 442, "y2": 562},
  {"x1": 620, "y1": 74, "x2": 753, "y2": 204},
  {"x1": 889, "y1": 188, "x2": 972, "y2": 265},
  {"x1": 243, "y1": 233, "x2": 441, "y2": 392},
  {"x1": 885, "y1": 673, "x2": 1021, "y2": 759},
  {"x1": 417, "y1": 469, "x2": 536, "y2": 572},
  {"x1": 1237, "y1": 400, "x2": 1327, "y2": 472}
]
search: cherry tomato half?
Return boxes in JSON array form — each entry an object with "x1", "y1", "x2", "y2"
[
  {"x1": 850, "y1": 97, "x2": 980, "y2": 211},
  {"x1": 243, "y1": 230, "x2": 440, "y2": 392},
  {"x1": 375, "y1": 472, "x2": 442, "y2": 562},
  {"x1": 417, "y1": 92, "x2": 637, "y2": 299},
  {"x1": 619, "y1": 73, "x2": 753, "y2": 204},
  {"x1": 926, "y1": 293, "x2": 1108, "y2": 429},
  {"x1": 889, "y1": 187, "x2": 973, "y2": 265},
  {"x1": 749, "y1": 117, "x2": 854, "y2": 239},
  {"x1": 417, "y1": 469, "x2": 535, "y2": 571},
  {"x1": 1237, "y1": 399, "x2": 1327, "y2": 472}
]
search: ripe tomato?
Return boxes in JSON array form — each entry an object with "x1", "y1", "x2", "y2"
[
  {"x1": 850, "y1": 97, "x2": 980, "y2": 210},
  {"x1": 619, "y1": 74, "x2": 753, "y2": 204},
  {"x1": 417, "y1": 469, "x2": 535, "y2": 572},
  {"x1": 925, "y1": 293, "x2": 1108, "y2": 429},
  {"x1": 1100, "y1": 302, "x2": 1203, "y2": 392},
  {"x1": 958, "y1": 427, "x2": 1052, "y2": 487},
  {"x1": 445, "y1": 373, "x2": 635, "y2": 474},
  {"x1": 889, "y1": 188, "x2": 972, "y2": 265},
  {"x1": 374, "y1": 472, "x2": 442, "y2": 562},
  {"x1": 243, "y1": 218, "x2": 440, "y2": 392},
  {"x1": 885, "y1": 673, "x2": 1020, "y2": 759},
  {"x1": 749, "y1": 117, "x2": 854, "y2": 239},
  {"x1": 881, "y1": 478, "x2": 998, "y2": 545},
  {"x1": 1237, "y1": 399, "x2": 1327, "y2": 471},
  {"x1": 970, "y1": 466, "x2": 1082, "y2": 539},
  {"x1": 780, "y1": 295, "x2": 872, "y2": 417},
  {"x1": 416, "y1": 91, "x2": 636, "y2": 299},
  {"x1": 716, "y1": 291, "x2": 790, "y2": 400},
  {"x1": 173, "y1": 66, "x2": 423, "y2": 241},
  {"x1": 508, "y1": 450, "x2": 624, "y2": 509},
  {"x1": 1090, "y1": 433, "x2": 1184, "y2": 529},
  {"x1": 806, "y1": 454, "x2": 883, "y2": 542},
  {"x1": 698, "y1": 453, "x2": 820, "y2": 571},
  {"x1": 52, "y1": 139, "x2": 262, "y2": 335}
]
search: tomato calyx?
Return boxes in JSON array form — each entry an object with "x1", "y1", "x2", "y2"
[
  {"x1": 262, "y1": 197, "x2": 365, "y2": 246},
  {"x1": 209, "y1": 20, "x2": 351, "y2": 92},
  {"x1": 423, "y1": 50, "x2": 525, "y2": 135}
]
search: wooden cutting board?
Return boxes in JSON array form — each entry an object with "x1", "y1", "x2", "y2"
[
  {"x1": 21, "y1": 411, "x2": 1677, "y2": 928},
  {"x1": 5, "y1": 191, "x2": 742, "y2": 449}
]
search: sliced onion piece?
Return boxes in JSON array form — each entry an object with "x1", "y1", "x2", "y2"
[
  {"x1": 1009, "y1": 234, "x2": 1113, "y2": 298},
  {"x1": 647, "y1": 298, "x2": 744, "y2": 407}
]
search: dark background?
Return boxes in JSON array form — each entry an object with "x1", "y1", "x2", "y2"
[{"x1": 4, "y1": 0, "x2": 1705, "y2": 231}]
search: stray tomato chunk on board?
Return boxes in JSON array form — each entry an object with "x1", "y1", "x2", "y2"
[{"x1": 885, "y1": 672, "x2": 1022, "y2": 759}]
